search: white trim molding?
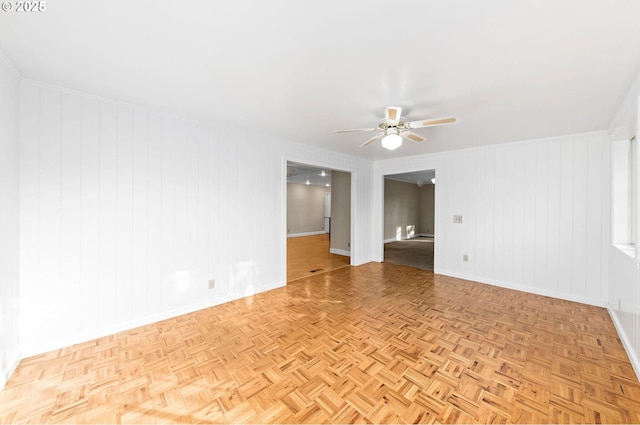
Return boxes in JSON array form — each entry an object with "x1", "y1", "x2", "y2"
[
  {"x1": 0, "y1": 49, "x2": 21, "y2": 79},
  {"x1": 607, "y1": 303, "x2": 640, "y2": 382},
  {"x1": 287, "y1": 231, "x2": 327, "y2": 238},
  {"x1": 1, "y1": 351, "x2": 21, "y2": 391},
  {"x1": 330, "y1": 248, "x2": 350, "y2": 256}
]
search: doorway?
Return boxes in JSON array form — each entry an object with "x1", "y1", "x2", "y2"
[
  {"x1": 383, "y1": 169, "x2": 436, "y2": 271},
  {"x1": 286, "y1": 161, "x2": 351, "y2": 281}
]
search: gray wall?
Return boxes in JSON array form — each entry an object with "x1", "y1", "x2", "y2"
[
  {"x1": 330, "y1": 171, "x2": 351, "y2": 254},
  {"x1": 287, "y1": 183, "x2": 328, "y2": 235},
  {"x1": 384, "y1": 179, "x2": 421, "y2": 241},
  {"x1": 419, "y1": 184, "x2": 435, "y2": 235}
]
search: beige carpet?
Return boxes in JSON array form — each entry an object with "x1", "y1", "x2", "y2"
[{"x1": 383, "y1": 236, "x2": 434, "y2": 270}]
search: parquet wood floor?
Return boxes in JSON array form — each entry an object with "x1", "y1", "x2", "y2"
[
  {"x1": 2, "y1": 262, "x2": 640, "y2": 423},
  {"x1": 287, "y1": 234, "x2": 350, "y2": 282}
]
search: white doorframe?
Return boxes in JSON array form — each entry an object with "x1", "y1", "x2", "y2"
[
  {"x1": 282, "y1": 157, "x2": 356, "y2": 283},
  {"x1": 324, "y1": 192, "x2": 331, "y2": 235}
]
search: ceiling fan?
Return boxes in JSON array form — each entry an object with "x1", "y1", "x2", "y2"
[{"x1": 333, "y1": 106, "x2": 457, "y2": 150}]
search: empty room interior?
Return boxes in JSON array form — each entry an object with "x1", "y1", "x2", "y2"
[
  {"x1": 3, "y1": 1, "x2": 640, "y2": 423},
  {"x1": 286, "y1": 162, "x2": 352, "y2": 282}
]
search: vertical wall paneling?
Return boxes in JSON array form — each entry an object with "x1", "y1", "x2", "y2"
[
  {"x1": 557, "y1": 137, "x2": 575, "y2": 297},
  {"x1": 39, "y1": 89, "x2": 62, "y2": 342},
  {"x1": 607, "y1": 69, "x2": 640, "y2": 378},
  {"x1": 533, "y1": 141, "x2": 548, "y2": 292},
  {"x1": 585, "y1": 137, "x2": 604, "y2": 301},
  {"x1": 79, "y1": 97, "x2": 100, "y2": 334},
  {"x1": 18, "y1": 80, "x2": 374, "y2": 355},
  {"x1": 0, "y1": 53, "x2": 20, "y2": 390},
  {"x1": 145, "y1": 113, "x2": 163, "y2": 318},
  {"x1": 60, "y1": 92, "x2": 83, "y2": 336},
  {"x1": 571, "y1": 136, "x2": 588, "y2": 298},
  {"x1": 375, "y1": 132, "x2": 610, "y2": 307},
  {"x1": 196, "y1": 125, "x2": 211, "y2": 304},
  {"x1": 510, "y1": 145, "x2": 525, "y2": 289},
  {"x1": 116, "y1": 106, "x2": 134, "y2": 323},
  {"x1": 521, "y1": 143, "x2": 537, "y2": 290},
  {"x1": 18, "y1": 83, "x2": 39, "y2": 353},
  {"x1": 599, "y1": 139, "x2": 610, "y2": 303},
  {"x1": 545, "y1": 141, "x2": 561, "y2": 294},
  {"x1": 483, "y1": 148, "x2": 496, "y2": 277},
  {"x1": 492, "y1": 146, "x2": 506, "y2": 283},
  {"x1": 99, "y1": 102, "x2": 118, "y2": 330},
  {"x1": 132, "y1": 109, "x2": 149, "y2": 319}
]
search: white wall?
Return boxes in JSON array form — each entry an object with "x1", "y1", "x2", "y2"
[
  {"x1": 18, "y1": 79, "x2": 374, "y2": 356},
  {"x1": 0, "y1": 52, "x2": 21, "y2": 388},
  {"x1": 374, "y1": 131, "x2": 610, "y2": 307},
  {"x1": 607, "y1": 68, "x2": 640, "y2": 377}
]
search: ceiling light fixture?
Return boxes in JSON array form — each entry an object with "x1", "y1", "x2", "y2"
[
  {"x1": 381, "y1": 128, "x2": 402, "y2": 150},
  {"x1": 431, "y1": 178, "x2": 436, "y2": 184},
  {"x1": 306, "y1": 179, "x2": 310, "y2": 185},
  {"x1": 321, "y1": 170, "x2": 326, "y2": 177}
]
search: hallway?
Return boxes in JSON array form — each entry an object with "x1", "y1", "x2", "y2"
[{"x1": 287, "y1": 234, "x2": 350, "y2": 282}]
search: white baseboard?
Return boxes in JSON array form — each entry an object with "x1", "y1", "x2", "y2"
[
  {"x1": 434, "y1": 268, "x2": 640, "y2": 380},
  {"x1": 287, "y1": 231, "x2": 326, "y2": 238},
  {"x1": 435, "y1": 268, "x2": 606, "y2": 308},
  {"x1": 607, "y1": 304, "x2": 640, "y2": 382},
  {"x1": 384, "y1": 234, "x2": 434, "y2": 244},
  {"x1": 1, "y1": 350, "x2": 21, "y2": 391},
  {"x1": 330, "y1": 248, "x2": 350, "y2": 256},
  {"x1": 20, "y1": 280, "x2": 285, "y2": 358}
]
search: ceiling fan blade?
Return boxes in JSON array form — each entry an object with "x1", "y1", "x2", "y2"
[
  {"x1": 385, "y1": 106, "x2": 402, "y2": 125},
  {"x1": 333, "y1": 127, "x2": 378, "y2": 133},
  {"x1": 406, "y1": 117, "x2": 457, "y2": 129},
  {"x1": 403, "y1": 131, "x2": 425, "y2": 143},
  {"x1": 359, "y1": 133, "x2": 384, "y2": 147}
]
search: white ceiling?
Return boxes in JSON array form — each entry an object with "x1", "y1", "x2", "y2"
[
  {"x1": 287, "y1": 162, "x2": 333, "y2": 187},
  {"x1": 386, "y1": 170, "x2": 436, "y2": 186},
  {"x1": 2, "y1": 0, "x2": 640, "y2": 160}
]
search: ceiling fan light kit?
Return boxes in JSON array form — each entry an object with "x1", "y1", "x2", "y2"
[
  {"x1": 381, "y1": 130, "x2": 403, "y2": 150},
  {"x1": 334, "y1": 106, "x2": 457, "y2": 151}
]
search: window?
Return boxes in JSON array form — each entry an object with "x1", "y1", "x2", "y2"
[
  {"x1": 629, "y1": 136, "x2": 636, "y2": 246},
  {"x1": 612, "y1": 136, "x2": 637, "y2": 257}
]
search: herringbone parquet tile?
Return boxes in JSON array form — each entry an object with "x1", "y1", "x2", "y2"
[{"x1": 2, "y1": 262, "x2": 640, "y2": 423}]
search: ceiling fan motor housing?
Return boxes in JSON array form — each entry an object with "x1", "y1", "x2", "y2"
[{"x1": 333, "y1": 106, "x2": 457, "y2": 149}]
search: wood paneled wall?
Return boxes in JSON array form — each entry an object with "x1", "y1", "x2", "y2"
[
  {"x1": 17, "y1": 79, "x2": 374, "y2": 356},
  {"x1": 0, "y1": 53, "x2": 21, "y2": 389},
  {"x1": 374, "y1": 131, "x2": 610, "y2": 308},
  {"x1": 607, "y1": 68, "x2": 640, "y2": 377}
]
